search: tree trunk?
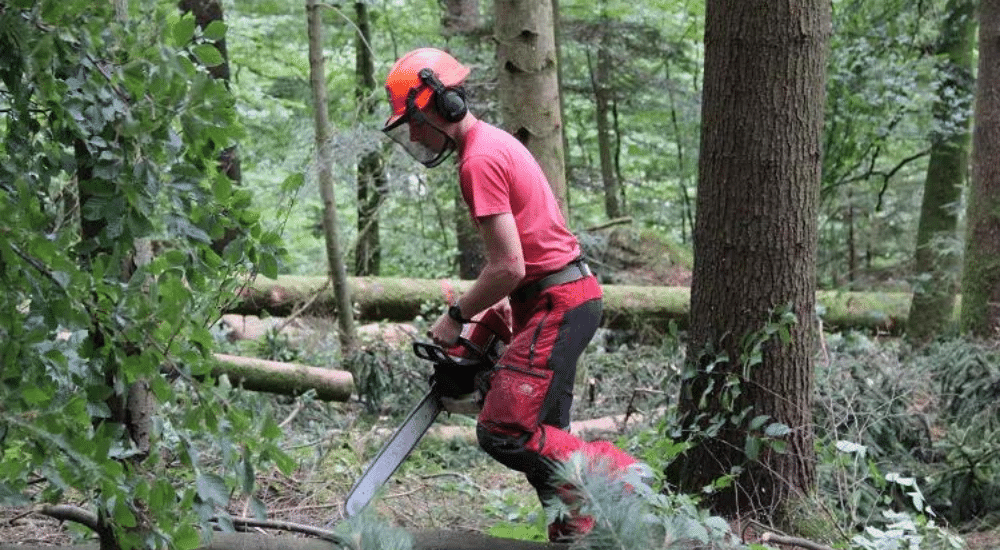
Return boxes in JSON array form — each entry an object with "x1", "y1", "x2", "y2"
[
  {"x1": 960, "y1": 0, "x2": 1000, "y2": 337},
  {"x1": 441, "y1": 0, "x2": 481, "y2": 35},
  {"x1": 591, "y1": 24, "x2": 622, "y2": 220},
  {"x1": 440, "y1": 0, "x2": 487, "y2": 279},
  {"x1": 672, "y1": 0, "x2": 830, "y2": 522},
  {"x1": 178, "y1": 0, "x2": 243, "y2": 255},
  {"x1": 212, "y1": 354, "x2": 353, "y2": 402},
  {"x1": 231, "y1": 275, "x2": 916, "y2": 334},
  {"x1": 306, "y1": 0, "x2": 357, "y2": 353},
  {"x1": 907, "y1": 0, "x2": 976, "y2": 345},
  {"x1": 494, "y1": 0, "x2": 568, "y2": 218},
  {"x1": 353, "y1": 1, "x2": 386, "y2": 277}
]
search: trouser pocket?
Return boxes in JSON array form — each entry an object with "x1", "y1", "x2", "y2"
[{"x1": 478, "y1": 365, "x2": 554, "y2": 433}]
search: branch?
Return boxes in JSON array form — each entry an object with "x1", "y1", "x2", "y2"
[
  {"x1": 584, "y1": 217, "x2": 633, "y2": 232},
  {"x1": 761, "y1": 532, "x2": 835, "y2": 550},
  {"x1": 38, "y1": 505, "x2": 100, "y2": 531},
  {"x1": 222, "y1": 516, "x2": 352, "y2": 548}
]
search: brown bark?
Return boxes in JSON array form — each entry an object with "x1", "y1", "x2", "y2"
[
  {"x1": 212, "y1": 354, "x2": 354, "y2": 402},
  {"x1": 674, "y1": 0, "x2": 830, "y2": 521},
  {"x1": 591, "y1": 26, "x2": 622, "y2": 219},
  {"x1": 494, "y1": 0, "x2": 568, "y2": 217},
  {"x1": 353, "y1": 1, "x2": 386, "y2": 277},
  {"x1": 441, "y1": 0, "x2": 482, "y2": 35},
  {"x1": 960, "y1": 0, "x2": 1000, "y2": 337}
]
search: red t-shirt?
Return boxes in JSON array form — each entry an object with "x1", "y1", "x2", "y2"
[{"x1": 458, "y1": 120, "x2": 580, "y2": 282}]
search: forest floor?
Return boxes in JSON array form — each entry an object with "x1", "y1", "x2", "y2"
[
  {"x1": 4, "y1": 228, "x2": 1000, "y2": 549},
  {"x1": 4, "y1": 402, "x2": 1000, "y2": 550}
]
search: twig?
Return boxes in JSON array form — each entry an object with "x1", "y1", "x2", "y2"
[
  {"x1": 584, "y1": 216, "x2": 633, "y2": 232},
  {"x1": 761, "y1": 531, "x2": 835, "y2": 550},
  {"x1": 221, "y1": 515, "x2": 353, "y2": 547},
  {"x1": 278, "y1": 400, "x2": 306, "y2": 428},
  {"x1": 275, "y1": 278, "x2": 331, "y2": 333}
]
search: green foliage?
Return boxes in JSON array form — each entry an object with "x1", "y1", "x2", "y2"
[
  {"x1": 333, "y1": 508, "x2": 414, "y2": 550},
  {"x1": 815, "y1": 335, "x2": 1000, "y2": 540},
  {"x1": 545, "y1": 452, "x2": 746, "y2": 550},
  {"x1": 1, "y1": 1, "x2": 289, "y2": 547}
]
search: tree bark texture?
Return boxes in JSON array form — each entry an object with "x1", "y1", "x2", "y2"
[
  {"x1": 441, "y1": 0, "x2": 482, "y2": 35},
  {"x1": 960, "y1": 0, "x2": 1000, "y2": 337},
  {"x1": 592, "y1": 29, "x2": 623, "y2": 220},
  {"x1": 494, "y1": 0, "x2": 569, "y2": 218},
  {"x1": 676, "y1": 0, "x2": 831, "y2": 520},
  {"x1": 441, "y1": 0, "x2": 487, "y2": 279},
  {"x1": 907, "y1": 0, "x2": 976, "y2": 345},
  {"x1": 353, "y1": 1, "x2": 386, "y2": 277},
  {"x1": 230, "y1": 275, "x2": 917, "y2": 335},
  {"x1": 212, "y1": 354, "x2": 354, "y2": 402},
  {"x1": 307, "y1": 0, "x2": 357, "y2": 352}
]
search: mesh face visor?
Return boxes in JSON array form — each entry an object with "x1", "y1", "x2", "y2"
[{"x1": 383, "y1": 92, "x2": 457, "y2": 168}]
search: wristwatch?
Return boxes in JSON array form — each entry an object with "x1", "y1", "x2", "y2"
[{"x1": 448, "y1": 303, "x2": 469, "y2": 324}]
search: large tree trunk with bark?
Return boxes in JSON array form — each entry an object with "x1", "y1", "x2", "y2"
[
  {"x1": 907, "y1": 0, "x2": 976, "y2": 345},
  {"x1": 494, "y1": 0, "x2": 568, "y2": 217},
  {"x1": 671, "y1": 0, "x2": 830, "y2": 523},
  {"x1": 307, "y1": 0, "x2": 357, "y2": 353},
  {"x1": 960, "y1": 0, "x2": 1000, "y2": 337}
]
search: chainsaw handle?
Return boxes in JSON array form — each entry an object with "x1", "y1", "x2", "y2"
[{"x1": 412, "y1": 337, "x2": 483, "y2": 364}]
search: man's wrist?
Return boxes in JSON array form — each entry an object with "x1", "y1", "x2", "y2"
[{"x1": 447, "y1": 303, "x2": 469, "y2": 324}]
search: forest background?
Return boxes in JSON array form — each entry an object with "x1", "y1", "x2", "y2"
[{"x1": 2, "y1": 0, "x2": 1000, "y2": 550}]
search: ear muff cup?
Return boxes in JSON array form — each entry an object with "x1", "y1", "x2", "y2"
[{"x1": 418, "y1": 68, "x2": 468, "y2": 123}]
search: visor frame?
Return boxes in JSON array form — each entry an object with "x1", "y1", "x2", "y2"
[{"x1": 383, "y1": 108, "x2": 456, "y2": 168}]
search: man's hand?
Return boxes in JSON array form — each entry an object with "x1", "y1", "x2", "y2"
[{"x1": 428, "y1": 311, "x2": 462, "y2": 347}]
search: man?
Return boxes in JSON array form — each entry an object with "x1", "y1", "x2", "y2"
[{"x1": 382, "y1": 47, "x2": 641, "y2": 542}]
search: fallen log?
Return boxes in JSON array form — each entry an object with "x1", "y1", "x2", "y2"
[
  {"x1": 212, "y1": 354, "x2": 354, "y2": 402},
  {"x1": 230, "y1": 275, "x2": 917, "y2": 334}
]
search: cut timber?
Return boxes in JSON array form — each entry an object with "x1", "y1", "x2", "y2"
[
  {"x1": 232, "y1": 275, "x2": 918, "y2": 334},
  {"x1": 212, "y1": 353, "x2": 353, "y2": 402}
]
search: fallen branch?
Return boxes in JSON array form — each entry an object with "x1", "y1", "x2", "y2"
[
  {"x1": 761, "y1": 531, "x2": 835, "y2": 550},
  {"x1": 38, "y1": 505, "x2": 99, "y2": 531},
  {"x1": 212, "y1": 353, "x2": 354, "y2": 402}
]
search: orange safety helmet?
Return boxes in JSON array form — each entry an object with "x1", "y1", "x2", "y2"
[{"x1": 383, "y1": 48, "x2": 470, "y2": 130}]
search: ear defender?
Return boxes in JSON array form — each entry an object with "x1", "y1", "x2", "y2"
[{"x1": 418, "y1": 68, "x2": 468, "y2": 123}]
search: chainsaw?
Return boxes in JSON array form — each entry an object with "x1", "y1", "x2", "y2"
[{"x1": 342, "y1": 307, "x2": 510, "y2": 517}]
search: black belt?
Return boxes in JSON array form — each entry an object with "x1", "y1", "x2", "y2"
[{"x1": 510, "y1": 258, "x2": 592, "y2": 302}]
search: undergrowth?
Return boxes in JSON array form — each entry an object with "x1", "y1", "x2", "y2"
[{"x1": 217, "y1": 319, "x2": 1000, "y2": 549}]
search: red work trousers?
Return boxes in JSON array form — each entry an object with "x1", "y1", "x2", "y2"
[{"x1": 476, "y1": 275, "x2": 635, "y2": 507}]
